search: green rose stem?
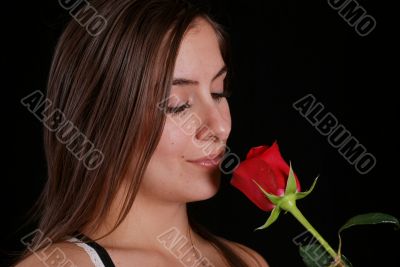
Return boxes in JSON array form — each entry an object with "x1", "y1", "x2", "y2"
[
  {"x1": 252, "y1": 164, "x2": 344, "y2": 267},
  {"x1": 280, "y1": 195, "x2": 338, "y2": 262}
]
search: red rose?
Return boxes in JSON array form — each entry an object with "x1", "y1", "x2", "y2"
[
  {"x1": 231, "y1": 142, "x2": 301, "y2": 211},
  {"x1": 229, "y1": 141, "x2": 398, "y2": 266}
]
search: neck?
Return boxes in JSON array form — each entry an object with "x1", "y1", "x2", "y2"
[{"x1": 81, "y1": 183, "x2": 195, "y2": 253}]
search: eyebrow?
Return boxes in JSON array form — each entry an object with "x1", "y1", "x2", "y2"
[{"x1": 172, "y1": 65, "x2": 227, "y2": 86}]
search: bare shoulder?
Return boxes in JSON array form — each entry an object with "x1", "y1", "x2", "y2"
[
  {"x1": 218, "y1": 237, "x2": 270, "y2": 267},
  {"x1": 15, "y1": 241, "x2": 94, "y2": 267}
]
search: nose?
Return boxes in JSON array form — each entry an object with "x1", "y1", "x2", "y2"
[{"x1": 194, "y1": 102, "x2": 231, "y2": 146}]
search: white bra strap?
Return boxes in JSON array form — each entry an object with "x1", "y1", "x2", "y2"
[{"x1": 66, "y1": 237, "x2": 106, "y2": 267}]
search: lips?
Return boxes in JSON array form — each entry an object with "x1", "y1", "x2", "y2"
[{"x1": 187, "y1": 149, "x2": 225, "y2": 167}]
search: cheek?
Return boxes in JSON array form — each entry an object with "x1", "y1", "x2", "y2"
[
  {"x1": 155, "y1": 117, "x2": 190, "y2": 158},
  {"x1": 140, "y1": 118, "x2": 194, "y2": 197}
]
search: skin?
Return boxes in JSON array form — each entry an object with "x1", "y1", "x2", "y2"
[{"x1": 17, "y1": 18, "x2": 269, "y2": 267}]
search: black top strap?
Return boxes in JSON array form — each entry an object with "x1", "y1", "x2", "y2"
[{"x1": 74, "y1": 232, "x2": 116, "y2": 267}]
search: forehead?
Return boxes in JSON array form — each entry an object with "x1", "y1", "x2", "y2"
[{"x1": 173, "y1": 18, "x2": 224, "y2": 79}]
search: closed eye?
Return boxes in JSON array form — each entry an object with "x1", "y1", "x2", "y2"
[
  {"x1": 212, "y1": 91, "x2": 231, "y2": 103},
  {"x1": 165, "y1": 90, "x2": 231, "y2": 116},
  {"x1": 165, "y1": 101, "x2": 191, "y2": 115}
]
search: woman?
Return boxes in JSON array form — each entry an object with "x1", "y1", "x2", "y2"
[{"x1": 15, "y1": 0, "x2": 269, "y2": 266}]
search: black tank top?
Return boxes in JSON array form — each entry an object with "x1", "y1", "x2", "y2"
[{"x1": 73, "y1": 232, "x2": 116, "y2": 267}]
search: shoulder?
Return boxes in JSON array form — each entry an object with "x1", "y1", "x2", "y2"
[
  {"x1": 218, "y1": 237, "x2": 270, "y2": 267},
  {"x1": 15, "y1": 241, "x2": 94, "y2": 267}
]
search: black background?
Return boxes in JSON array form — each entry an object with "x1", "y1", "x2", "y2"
[{"x1": 2, "y1": 0, "x2": 399, "y2": 266}]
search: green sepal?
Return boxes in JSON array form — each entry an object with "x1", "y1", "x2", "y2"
[
  {"x1": 252, "y1": 179, "x2": 282, "y2": 205},
  {"x1": 255, "y1": 206, "x2": 281, "y2": 231},
  {"x1": 285, "y1": 162, "x2": 297, "y2": 195},
  {"x1": 296, "y1": 176, "x2": 319, "y2": 200}
]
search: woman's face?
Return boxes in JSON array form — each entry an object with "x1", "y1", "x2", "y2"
[{"x1": 140, "y1": 18, "x2": 231, "y2": 203}]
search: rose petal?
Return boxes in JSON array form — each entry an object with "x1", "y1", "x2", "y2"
[
  {"x1": 246, "y1": 145, "x2": 270, "y2": 159},
  {"x1": 231, "y1": 158, "x2": 285, "y2": 211},
  {"x1": 231, "y1": 142, "x2": 302, "y2": 211}
]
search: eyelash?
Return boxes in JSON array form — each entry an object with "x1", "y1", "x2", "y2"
[{"x1": 165, "y1": 92, "x2": 230, "y2": 115}]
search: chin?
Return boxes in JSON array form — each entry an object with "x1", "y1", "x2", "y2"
[{"x1": 187, "y1": 173, "x2": 221, "y2": 202}]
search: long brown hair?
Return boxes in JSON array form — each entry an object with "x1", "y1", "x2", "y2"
[{"x1": 15, "y1": 0, "x2": 256, "y2": 266}]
